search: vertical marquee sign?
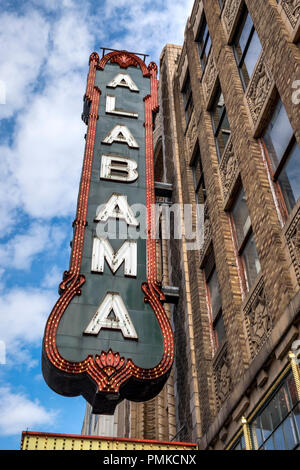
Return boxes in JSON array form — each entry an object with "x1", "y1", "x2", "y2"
[{"x1": 42, "y1": 50, "x2": 174, "y2": 414}]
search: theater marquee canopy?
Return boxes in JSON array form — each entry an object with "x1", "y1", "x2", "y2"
[{"x1": 42, "y1": 50, "x2": 174, "y2": 414}]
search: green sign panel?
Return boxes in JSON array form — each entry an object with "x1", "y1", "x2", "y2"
[{"x1": 42, "y1": 50, "x2": 174, "y2": 414}]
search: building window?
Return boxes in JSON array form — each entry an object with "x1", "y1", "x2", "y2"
[
  {"x1": 249, "y1": 370, "x2": 300, "y2": 450},
  {"x1": 191, "y1": 146, "x2": 206, "y2": 203},
  {"x1": 229, "y1": 434, "x2": 246, "y2": 450},
  {"x1": 218, "y1": 0, "x2": 225, "y2": 10},
  {"x1": 182, "y1": 73, "x2": 193, "y2": 125},
  {"x1": 263, "y1": 99, "x2": 300, "y2": 216},
  {"x1": 196, "y1": 16, "x2": 212, "y2": 72},
  {"x1": 231, "y1": 187, "x2": 261, "y2": 291},
  {"x1": 233, "y1": 8, "x2": 262, "y2": 90},
  {"x1": 204, "y1": 251, "x2": 226, "y2": 351},
  {"x1": 211, "y1": 86, "x2": 231, "y2": 161}
]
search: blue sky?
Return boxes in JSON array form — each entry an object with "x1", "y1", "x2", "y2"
[{"x1": 0, "y1": 0, "x2": 193, "y2": 450}]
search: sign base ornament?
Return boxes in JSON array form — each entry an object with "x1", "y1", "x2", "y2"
[{"x1": 42, "y1": 50, "x2": 174, "y2": 414}]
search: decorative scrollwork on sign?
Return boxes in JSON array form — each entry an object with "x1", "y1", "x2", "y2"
[
  {"x1": 222, "y1": 0, "x2": 243, "y2": 37},
  {"x1": 245, "y1": 53, "x2": 274, "y2": 127},
  {"x1": 285, "y1": 206, "x2": 300, "y2": 284},
  {"x1": 244, "y1": 278, "x2": 272, "y2": 359},
  {"x1": 202, "y1": 53, "x2": 218, "y2": 108},
  {"x1": 214, "y1": 344, "x2": 232, "y2": 408},
  {"x1": 219, "y1": 137, "x2": 239, "y2": 202},
  {"x1": 281, "y1": 0, "x2": 300, "y2": 28}
]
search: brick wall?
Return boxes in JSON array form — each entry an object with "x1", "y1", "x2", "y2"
[{"x1": 155, "y1": 0, "x2": 300, "y2": 449}]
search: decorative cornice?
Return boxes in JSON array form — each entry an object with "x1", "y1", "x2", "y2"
[
  {"x1": 219, "y1": 136, "x2": 240, "y2": 207},
  {"x1": 202, "y1": 52, "x2": 218, "y2": 110},
  {"x1": 221, "y1": 0, "x2": 243, "y2": 42},
  {"x1": 243, "y1": 277, "x2": 272, "y2": 359},
  {"x1": 213, "y1": 342, "x2": 232, "y2": 409},
  {"x1": 245, "y1": 52, "x2": 275, "y2": 132},
  {"x1": 280, "y1": 0, "x2": 300, "y2": 29}
]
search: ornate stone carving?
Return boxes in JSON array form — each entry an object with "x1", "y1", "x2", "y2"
[
  {"x1": 219, "y1": 137, "x2": 239, "y2": 202},
  {"x1": 244, "y1": 278, "x2": 272, "y2": 358},
  {"x1": 285, "y1": 206, "x2": 300, "y2": 284},
  {"x1": 214, "y1": 345, "x2": 232, "y2": 407},
  {"x1": 222, "y1": 0, "x2": 243, "y2": 36},
  {"x1": 186, "y1": 112, "x2": 198, "y2": 156},
  {"x1": 281, "y1": 0, "x2": 300, "y2": 28},
  {"x1": 246, "y1": 53, "x2": 274, "y2": 126},
  {"x1": 202, "y1": 52, "x2": 218, "y2": 108}
]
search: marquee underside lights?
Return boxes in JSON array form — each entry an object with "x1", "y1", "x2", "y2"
[{"x1": 42, "y1": 50, "x2": 174, "y2": 414}]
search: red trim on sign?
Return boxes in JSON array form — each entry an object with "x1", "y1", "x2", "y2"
[{"x1": 43, "y1": 51, "x2": 174, "y2": 397}]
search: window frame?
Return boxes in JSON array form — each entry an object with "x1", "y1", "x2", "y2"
[
  {"x1": 210, "y1": 86, "x2": 231, "y2": 161},
  {"x1": 196, "y1": 15, "x2": 212, "y2": 73},
  {"x1": 182, "y1": 72, "x2": 194, "y2": 126},
  {"x1": 204, "y1": 252, "x2": 225, "y2": 352},
  {"x1": 190, "y1": 145, "x2": 206, "y2": 203},
  {"x1": 229, "y1": 186, "x2": 261, "y2": 293},
  {"x1": 232, "y1": 7, "x2": 262, "y2": 91},
  {"x1": 262, "y1": 98, "x2": 299, "y2": 220},
  {"x1": 249, "y1": 370, "x2": 300, "y2": 450}
]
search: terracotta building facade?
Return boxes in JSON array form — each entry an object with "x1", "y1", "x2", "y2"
[{"x1": 83, "y1": 0, "x2": 300, "y2": 450}]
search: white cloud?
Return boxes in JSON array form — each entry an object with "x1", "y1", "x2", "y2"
[
  {"x1": 0, "y1": 146, "x2": 21, "y2": 237},
  {"x1": 0, "y1": 287, "x2": 56, "y2": 366},
  {"x1": 46, "y1": 8, "x2": 93, "y2": 76},
  {"x1": 0, "y1": 222, "x2": 66, "y2": 271},
  {"x1": 11, "y1": 74, "x2": 86, "y2": 219},
  {"x1": 0, "y1": 10, "x2": 50, "y2": 119},
  {"x1": 0, "y1": 386, "x2": 57, "y2": 436},
  {"x1": 0, "y1": 4, "x2": 94, "y2": 221},
  {"x1": 101, "y1": 0, "x2": 193, "y2": 63},
  {"x1": 0, "y1": 0, "x2": 191, "y2": 229},
  {"x1": 42, "y1": 265, "x2": 62, "y2": 289},
  {"x1": 31, "y1": 0, "x2": 76, "y2": 11}
]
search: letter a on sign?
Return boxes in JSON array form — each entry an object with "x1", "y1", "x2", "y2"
[
  {"x1": 95, "y1": 193, "x2": 139, "y2": 227},
  {"x1": 102, "y1": 124, "x2": 139, "y2": 148},
  {"x1": 84, "y1": 292, "x2": 138, "y2": 339},
  {"x1": 107, "y1": 73, "x2": 139, "y2": 92}
]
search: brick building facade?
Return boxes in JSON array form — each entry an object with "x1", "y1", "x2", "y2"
[{"x1": 83, "y1": 0, "x2": 300, "y2": 450}]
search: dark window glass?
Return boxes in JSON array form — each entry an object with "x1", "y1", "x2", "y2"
[
  {"x1": 211, "y1": 88, "x2": 231, "y2": 160},
  {"x1": 230, "y1": 434, "x2": 246, "y2": 450},
  {"x1": 207, "y1": 267, "x2": 222, "y2": 321},
  {"x1": 206, "y1": 263, "x2": 225, "y2": 349},
  {"x1": 197, "y1": 17, "x2": 212, "y2": 72},
  {"x1": 264, "y1": 99, "x2": 300, "y2": 214},
  {"x1": 234, "y1": 10, "x2": 262, "y2": 89},
  {"x1": 214, "y1": 314, "x2": 226, "y2": 347},
  {"x1": 182, "y1": 74, "x2": 193, "y2": 125},
  {"x1": 231, "y1": 187, "x2": 261, "y2": 290},
  {"x1": 191, "y1": 147, "x2": 206, "y2": 203},
  {"x1": 250, "y1": 371, "x2": 300, "y2": 450},
  {"x1": 232, "y1": 188, "x2": 251, "y2": 248},
  {"x1": 242, "y1": 233, "x2": 261, "y2": 288}
]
